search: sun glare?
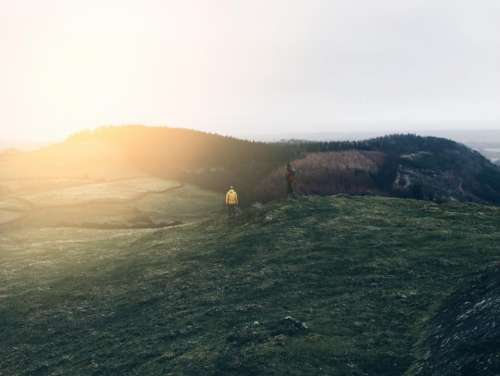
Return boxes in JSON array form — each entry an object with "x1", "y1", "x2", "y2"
[
  {"x1": 38, "y1": 37, "x2": 137, "y2": 113},
  {"x1": 30, "y1": 8, "x2": 147, "y2": 137}
]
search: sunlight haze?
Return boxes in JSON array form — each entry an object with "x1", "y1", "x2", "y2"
[{"x1": 1, "y1": 0, "x2": 499, "y2": 143}]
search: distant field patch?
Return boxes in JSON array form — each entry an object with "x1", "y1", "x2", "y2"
[
  {"x1": 0, "y1": 178, "x2": 93, "y2": 195},
  {"x1": 0, "y1": 210, "x2": 22, "y2": 225},
  {"x1": 21, "y1": 178, "x2": 180, "y2": 207},
  {"x1": 0, "y1": 181, "x2": 221, "y2": 230},
  {"x1": 0, "y1": 197, "x2": 31, "y2": 211}
]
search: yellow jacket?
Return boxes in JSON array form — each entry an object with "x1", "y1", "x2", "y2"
[{"x1": 226, "y1": 189, "x2": 239, "y2": 205}]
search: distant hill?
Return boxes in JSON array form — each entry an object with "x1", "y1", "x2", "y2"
[
  {"x1": 241, "y1": 129, "x2": 500, "y2": 144},
  {"x1": 2, "y1": 126, "x2": 500, "y2": 205},
  {"x1": 0, "y1": 127, "x2": 287, "y2": 194},
  {"x1": 286, "y1": 134, "x2": 500, "y2": 205}
]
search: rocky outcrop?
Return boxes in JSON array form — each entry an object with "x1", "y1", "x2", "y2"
[
  {"x1": 410, "y1": 266, "x2": 500, "y2": 376},
  {"x1": 388, "y1": 139, "x2": 500, "y2": 204},
  {"x1": 391, "y1": 160, "x2": 478, "y2": 203}
]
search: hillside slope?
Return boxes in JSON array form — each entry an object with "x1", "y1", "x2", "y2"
[
  {"x1": 410, "y1": 267, "x2": 500, "y2": 376},
  {"x1": 2, "y1": 127, "x2": 500, "y2": 205},
  {"x1": 2, "y1": 195, "x2": 500, "y2": 375}
]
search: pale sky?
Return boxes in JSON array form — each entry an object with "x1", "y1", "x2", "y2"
[{"x1": 1, "y1": 0, "x2": 499, "y2": 142}]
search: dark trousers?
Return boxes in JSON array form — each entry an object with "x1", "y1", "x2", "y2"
[
  {"x1": 227, "y1": 205, "x2": 237, "y2": 218},
  {"x1": 287, "y1": 180, "x2": 296, "y2": 198}
]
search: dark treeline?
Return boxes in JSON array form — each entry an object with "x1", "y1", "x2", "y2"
[{"x1": 65, "y1": 127, "x2": 500, "y2": 205}]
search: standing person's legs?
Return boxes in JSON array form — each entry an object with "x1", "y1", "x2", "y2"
[{"x1": 287, "y1": 180, "x2": 295, "y2": 198}]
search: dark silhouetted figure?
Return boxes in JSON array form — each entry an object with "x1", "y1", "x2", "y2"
[{"x1": 286, "y1": 163, "x2": 296, "y2": 198}]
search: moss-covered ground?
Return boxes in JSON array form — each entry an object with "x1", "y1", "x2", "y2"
[{"x1": 1, "y1": 192, "x2": 500, "y2": 375}]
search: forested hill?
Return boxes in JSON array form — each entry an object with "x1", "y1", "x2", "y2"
[{"x1": 2, "y1": 126, "x2": 500, "y2": 205}]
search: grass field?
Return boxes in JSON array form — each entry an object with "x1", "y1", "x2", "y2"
[
  {"x1": 0, "y1": 178, "x2": 220, "y2": 229},
  {"x1": 1, "y1": 180, "x2": 500, "y2": 375},
  {"x1": 21, "y1": 178, "x2": 179, "y2": 207}
]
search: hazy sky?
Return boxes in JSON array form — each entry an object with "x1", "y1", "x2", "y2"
[{"x1": 1, "y1": 0, "x2": 499, "y2": 142}]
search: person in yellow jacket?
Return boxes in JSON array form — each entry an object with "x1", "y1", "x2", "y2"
[{"x1": 225, "y1": 186, "x2": 239, "y2": 218}]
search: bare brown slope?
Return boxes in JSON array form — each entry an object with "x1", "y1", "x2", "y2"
[{"x1": 255, "y1": 151, "x2": 385, "y2": 201}]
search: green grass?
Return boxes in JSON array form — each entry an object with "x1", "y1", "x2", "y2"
[
  {"x1": 1, "y1": 192, "x2": 500, "y2": 375},
  {"x1": 0, "y1": 178, "x2": 221, "y2": 229},
  {"x1": 21, "y1": 178, "x2": 179, "y2": 207}
]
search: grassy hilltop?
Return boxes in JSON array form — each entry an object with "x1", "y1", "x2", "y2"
[{"x1": 2, "y1": 177, "x2": 500, "y2": 375}]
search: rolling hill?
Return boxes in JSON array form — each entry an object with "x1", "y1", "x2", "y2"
[
  {"x1": 2, "y1": 130, "x2": 500, "y2": 375},
  {"x1": 1, "y1": 126, "x2": 500, "y2": 205}
]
